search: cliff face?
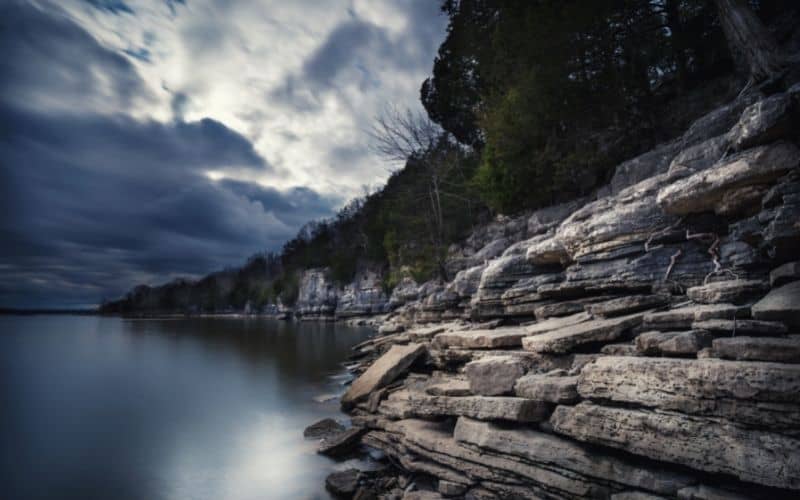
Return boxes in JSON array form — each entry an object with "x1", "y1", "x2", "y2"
[
  {"x1": 333, "y1": 86, "x2": 800, "y2": 497},
  {"x1": 295, "y1": 266, "x2": 390, "y2": 320}
]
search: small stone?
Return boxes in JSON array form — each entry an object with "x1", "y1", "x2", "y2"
[
  {"x1": 318, "y1": 427, "x2": 365, "y2": 456},
  {"x1": 465, "y1": 356, "x2": 525, "y2": 396},
  {"x1": 692, "y1": 319, "x2": 788, "y2": 336},
  {"x1": 686, "y1": 280, "x2": 767, "y2": 305},
  {"x1": 752, "y1": 281, "x2": 800, "y2": 329},
  {"x1": 514, "y1": 373, "x2": 579, "y2": 404},
  {"x1": 712, "y1": 336, "x2": 800, "y2": 363},
  {"x1": 326, "y1": 469, "x2": 360, "y2": 498},
  {"x1": 304, "y1": 418, "x2": 345, "y2": 439}
]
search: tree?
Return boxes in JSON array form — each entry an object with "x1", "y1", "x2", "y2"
[
  {"x1": 714, "y1": 0, "x2": 785, "y2": 82},
  {"x1": 369, "y1": 106, "x2": 476, "y2": 280}
]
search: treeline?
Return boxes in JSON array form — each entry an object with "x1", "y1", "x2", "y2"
[{"x1": 101, "y1": 0, "x2": 799, "y2": 314}]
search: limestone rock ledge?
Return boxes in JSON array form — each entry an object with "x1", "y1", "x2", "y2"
[{"x1": 329, "y1": 88, "x2": 800, "y2": 498}]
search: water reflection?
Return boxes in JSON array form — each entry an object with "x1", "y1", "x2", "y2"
[{"x1": 0, "y1": 315, "x2": 373, "y2": 500}]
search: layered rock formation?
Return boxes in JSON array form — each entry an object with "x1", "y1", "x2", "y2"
[{"x1": 327, "y1": 87, "x2": 800, "y2": 498}]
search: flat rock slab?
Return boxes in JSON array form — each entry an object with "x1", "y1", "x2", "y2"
[
  {"x1": 635, "y1": 331, "x2": 683, "y2": 355},
  {"x1": 770, "y1": 261, "x2": 800, "y2": 287},
  {"x1": 524, "y1": 311, "x2": 592, "y2": 335},
  {"x1": 712, "y1": 336, "x2": 800, "y2": 363},
  {"x1": 514, "y1": 373, "x2": 579, "y2": 403},
  {"x1": 387, "y1": 390, "x2": 551, "y2": 422},
  {"x1": 752, "y1": 280, "x2": 800, "y2": 329},
  {"x1": 586, "y1": 295, "x2": 669, "y2": 318},
  {"x1": 550, "y1": 402, "x2": 800, "y2": 490},
  {"x1": 464, "y1": 356, "x2": 525, "y2": 396},
  {"x1": 643, "y1": 304, "x2": 749, "y2": 330},
  {"x1": 522, "y1": 312, "x2": 644, "y2": 354},
  {"x1": 406, "y1": 325, "x2": 447, "y2": 342},
  {"x1": 342, "y1": 343, "x2": 426, "y2": 407},
  {"x1": 425, "y1": 378, "x2": 472, "y2": 397},
  {"x1": 657, "y1": 141, "x2": 800, "y2": 215},
  {"x1": 304, "y1": 418, "x2": 345, "y2": 439},
  {"x1": 318, "y1": 427, "x2": 365, "y2": 456},
  {"x1": 432, "y1": 327, "x2": 527, "y2": 349},
  {"x1": 454, "y1": 417, "x2": 694, "y2": 496},
  {"x1": 686, "y1": 280, "x2": 767, "y2": 305},
  {"x1": 692, "y1": 318, "x2": 787, "y2": 336},
  {"x1": 577, "y1": 356, "x2": 800, "y2": 428}
]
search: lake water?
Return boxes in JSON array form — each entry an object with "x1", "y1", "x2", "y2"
[{"x1": 0, "y1": 315, "x2": 375, "y2": 500}]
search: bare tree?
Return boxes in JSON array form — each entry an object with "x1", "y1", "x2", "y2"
[
  {"x1": 369, "y1": 106, "x2": 472, "y2": 281},
  {"x1": 715, "y1": 0, "x2": 785, "y2": 83}
]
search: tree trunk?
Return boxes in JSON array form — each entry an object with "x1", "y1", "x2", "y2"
[{"x1": 715, "y1": 0, "x2": 784, "y2": 81}]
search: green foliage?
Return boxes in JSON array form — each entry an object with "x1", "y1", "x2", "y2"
[{"x1": 423, "y1": 0, "x2": 740, "y2": 214}]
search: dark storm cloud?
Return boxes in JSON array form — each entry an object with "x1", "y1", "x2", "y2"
[
  {"x1": 0, "y1": 1, "x2": 151, "y2": 114},
  {"x1": 0, "y1": 1, "x2": 338, "y2": 308}
]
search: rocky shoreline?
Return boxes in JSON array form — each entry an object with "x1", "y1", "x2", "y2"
[{"x1": 303, "y1": 84, "x2": 800, "y2": 499}]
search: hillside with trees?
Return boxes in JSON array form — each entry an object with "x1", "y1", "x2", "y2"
[{"x1": 102, "y1": 0, "x2": 800, "y2": 314}]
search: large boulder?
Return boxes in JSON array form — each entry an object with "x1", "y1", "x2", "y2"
[
  {"x1": 751, "y1": 280, "x2": 800, "y2": 329},
  {"x1": 342, "y1": 343, "x2": 426, "y2": 408}
]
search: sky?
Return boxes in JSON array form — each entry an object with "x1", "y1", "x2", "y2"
[{"x1": 0, "y1": 0, "x2": 448, "y2": 309}]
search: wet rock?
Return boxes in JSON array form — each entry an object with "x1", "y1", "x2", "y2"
[
  {"x1": 514, "y1": 373, "x2": 579, "y2": 404},
  {"x1": 522, "y1": 312, "x2": 644, "y2": 354},
  {"x1": 318, "y1": 427, "x2": 365, "y2": 456},
  {"x1": 326, "y1": 469, "x2": 360, "y2": 498},
  {"x1": 432, "y1": 327, "x2": 528, "y2": 349},
  {"x1": 657, "y1": 142, "x2": 800, "y2": 215},
  {"x1": 685, "y1": 279, "x2": 767, "y2": 305},
  {"x1": 342, "y1": 343, "x2": 426, "y2": 407},
  {"x1": 577, "y1": 356, "x2": 800, "y2": 428},
  {"x1": 464, "y1": 356, "x2": 525, "y2": 396},
  {"x1": 770, "y1": 261, "x2": 800, "y2": 287},
  {"x1": 712, "y1": 336, "x2": 800, "y2": 363},
  {"x1": 551, "y1": 402, "x2": 800, "y2": 490},
  {"x1": 692, "y1": 318, "x2": 788, "y2": 336},
  {"x1": 752, "y1": 280, "x2": 800, "y2": 329},
  {"x1": 304, "y1": 418, "x2": 345, "y2": 439},
  {"x1": 586, "y1": 295, "x2": 669, "y2": 318}
]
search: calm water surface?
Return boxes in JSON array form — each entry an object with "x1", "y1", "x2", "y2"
[{"x1": 0, "y1": 315, "x2": 374, "y2": 500}]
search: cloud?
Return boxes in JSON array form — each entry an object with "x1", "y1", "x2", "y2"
[
  {"x1": 0, "y1": 1, "x2": 152, "y2": 115},
  {"x1": 1, "y1": 0, "x2": 447, "y2": 308}
]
